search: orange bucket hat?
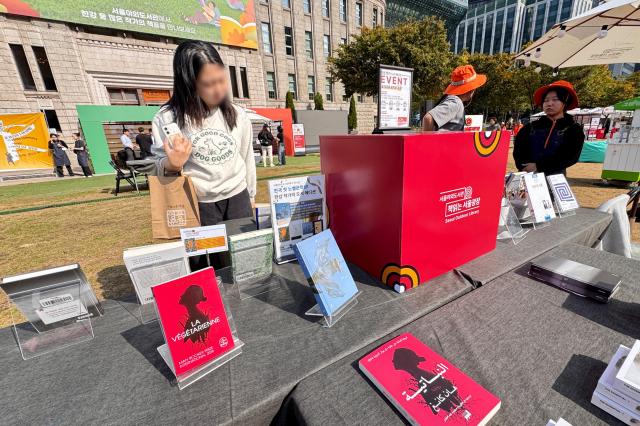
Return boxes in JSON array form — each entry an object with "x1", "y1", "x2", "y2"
[
  {"x1": 533, "y1": 80, "x2": 579, "y2": 110},
  {"x1": 444, "y1": 65, "x2": 487, "y2": 96}
]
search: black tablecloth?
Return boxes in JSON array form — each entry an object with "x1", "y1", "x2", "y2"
[
  {"x1": 275, "y1": 243, "x2": 640, "y2": 425},
  {"x1": 457, "y1": 208, "x2": 611, "y2": 286}
]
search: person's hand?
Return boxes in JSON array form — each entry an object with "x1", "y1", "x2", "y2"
[
  {"x1": 523, "y1": 163, "x2": 537, "y2": 172},
  {"x1": 163, "y1": 134, "x2": 192, "y2": 172},
  {"x1": 250, "y1": 198, "x2": 255, "y2": 209}
]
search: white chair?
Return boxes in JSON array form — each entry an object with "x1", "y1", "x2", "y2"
[{"x1": 596, "y1": 194, "x2": 636, "y2": 258}]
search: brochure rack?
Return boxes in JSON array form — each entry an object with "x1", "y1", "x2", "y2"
[
  {"x1": 156, "y1": 276, "x2": 243, "y2": 390},
  {"x1": 497, "y1": 198, "x2": 529, "y2": 244},
  {"x1": 0, "y1": 264, "x2": 103, "y2": 360},
  {"x1": 305, "y1": 291, "x2": 360, "y2": 328}
]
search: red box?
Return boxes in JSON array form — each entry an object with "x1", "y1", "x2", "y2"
[{"x1": 320, "y1": 131, "x2": 510, "y2": 292}]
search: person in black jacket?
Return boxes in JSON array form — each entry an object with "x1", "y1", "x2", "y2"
[{"x1": 514, "y1": 80, "x2": 584, "y2": 176}]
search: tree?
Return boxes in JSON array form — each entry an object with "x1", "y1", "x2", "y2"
[
  {"x1": 625, "y1": 72, "x2": 640, "y2": 98},
  {"x1": 285, "y1": 91, "x2": 297, "y2": 123},
  {"x1": 329, "y1": 18, "x2": 455, "y2": 104},
  {"x1": 314, "y1": 92, "x2": 324, "y2": 110},
  {"x1": 348, "y1": 96, "x2": 357, "y2": 131}
]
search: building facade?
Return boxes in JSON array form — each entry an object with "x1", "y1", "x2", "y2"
[
  {"x1": 386, "y1": 0, "x2": 468, "y2": 32},
  {"x1": 0, "y1": 0, "x2": 385, "y2": 150}
]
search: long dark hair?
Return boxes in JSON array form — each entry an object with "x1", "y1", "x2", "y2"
[{"x1": 167, "y1": 40, "x2": 237, "y2": 130}]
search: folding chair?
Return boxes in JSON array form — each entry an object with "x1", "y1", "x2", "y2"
[{"x1": 108, "y1": 160, "x2": 139, "y2": 195}]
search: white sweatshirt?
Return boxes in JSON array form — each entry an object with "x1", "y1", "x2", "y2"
[{"x1": 152, "y1": 104, "x2": 257, "y2": 203}]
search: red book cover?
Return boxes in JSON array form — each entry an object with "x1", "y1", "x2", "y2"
[
  {"x1": 152, "y1": 267, "x2": 235, "y2": 376},
  {"x1": 359, "y1": 333, "x2": 500, "y2": 425}
]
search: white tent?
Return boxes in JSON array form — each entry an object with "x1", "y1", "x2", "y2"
[
  {"x1": 244, "y1": 108, "x2": 272, "y2": 124},
  {"x1": 515, "y1": 0, "x2": 640, "y2": 68}
]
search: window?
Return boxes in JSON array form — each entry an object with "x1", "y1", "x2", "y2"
[
  {"x1": 266, "y1": 72, "x2": 277, "y2": 99},
  {"x1": 380, "y1": 11, "x2": 383, "y2": 26},
  {"x1": 284, "y1": 26, "x2": 294, "y2": 56},
  {"x1": 483, "y1": 15, "x2": 493, "y2": 54},
  {"x1": 465, "y1": 21, "x2": 474, "y2": 51},
  {"x1": 373, "y1": 7, "x2": 378, "y2": 26},
  {"x1": 305, "y1": 31, "x2": 314, "y2": 59},
  {"x1": 282, "y1": 0, "x2": 291, "y2": 8},
  {"x1": 228, "y1": 66, "x2": 240, "y2": 98},
  {"x1": 325, "y1": 77, "x2": 333, "y2": 102},
  {"x1": 240, "y1": 67, "x2": 250, "y2": 98},
  {"x1": 339, "y1": 0, "x2": 347, "y2": 21},
  {"x1": 546, "y1": 0, "x2": 560, "y2": 31},
  {"x1": 303, "y1": 0, "x2": 311, "y2": 13},
  {"x1": 288, "y1": 74, "x2": 297, "y2": 99},
  {"x1": 503, "y1": 7, "x2": 515, "y2": 51},
  {"x1": 107, "y1": 88, "x2": 140, "y2": 105},
  {"x1": 43, "y1": 109, "x2": 61, "y2": 132},
  {"x1": 9, "y1": 44, "x2": 36, "y2": 90},
  {"x1": 533, "y1": 3, "x2": 546, "y2": 39},
  {"x1": 261, "y1": 22, "x2": 273, "y2": 54},
  {"x1": 355, "y1": 2, "x2": 363, "y2": 26},
  {"x1": 32, "y1": 46, "x2": 57, "y2": 91},
  {"x1": 340, "y1": 37, "x2": 347, "y2": 45},
  {"x1": 560, "y1": 0, "x2": 572, "y2": 22},
  {"x1": 493, "y1": 10, "x2": 504, "y2": 53},
  {"x1": 307, "y1": 76, "x2": 315, "y2": 100},
  {"x1": 357, "y1": 94, "x2": 363, "y2": 103},
  {"x1": 323, "y1": 35, "x2": 331, "y2": 57},
  {"x1": 322, "y1": 0, "x2": 330, "y2": 17}
]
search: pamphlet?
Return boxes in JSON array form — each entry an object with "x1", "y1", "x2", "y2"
[
  {"x1": 35, "y1": 294, "x2": 88, "y2": 325},
  {"x1": 504, "y1": 172, "x2": 531, "y2": 220},
  {"x1": 359, "y1": 333, "x2": 501, "y2": 425},
  {"x1": 152, "y1": 267, "x2": 235, "y2": 377},
  {"x1": 180, "y1": 225, "x2": 228, "y2": 257},
  {"x1": 293, "y1": 229, "x2": 358, "y2": 316},
  {"x1": 523, "y1": 172, "x2": 556, "y2": 223},
  {"x1": 546, "y1": 174, "x2": 579, "y2": 213},
  {"x1": 268, "y1": 175, "x2": 326, "y2": 263}
]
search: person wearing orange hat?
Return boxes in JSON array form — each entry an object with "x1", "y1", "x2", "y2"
[
  {"x1": 514, "y1": 80, "x2": 584, "y2": 176},
  {"x1": 422, "y1": 65, "x2": 487, "y2": 132}
]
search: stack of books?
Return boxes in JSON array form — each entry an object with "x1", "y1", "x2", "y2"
[{"x1": 592, "y1": 341, "x2": 640, "y2": 425}]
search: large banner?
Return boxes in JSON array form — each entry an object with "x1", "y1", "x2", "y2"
[
  {"x1": 0, "y1": 113, "x2": 52, "y2": 170},
  {"x1": 0, "y1": 0, "x2": 258, "y2": 49}
]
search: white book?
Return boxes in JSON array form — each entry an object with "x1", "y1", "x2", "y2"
[
  {"x1": 123, "y1": 242, "x2": 189, "y2": 305},
  {"x1": 546, "y1": 174, "x2": 579, "y2": 213},
  {"x1": 523, "y1": 172, "x2": 556, "y2": 223},
  {"x1": 592, "y1": 390, "x2": 640, "y2": 425},
  {"x1": 596, "y1": 345, "x2": 640, "y2": 414},
  {"x1": 615, "y1": 340, "x2": 640, "y2": 401}
]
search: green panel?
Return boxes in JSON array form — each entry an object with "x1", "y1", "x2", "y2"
[
  {"x1": 601, "y1": 169, "x2": 640, "y2": 182},
  {"x1": 614, "y1": 97, "x2": 640, "y2": 111},
  {"x1": 76, "y1": 105, "x2": 160, "y2": 174}
]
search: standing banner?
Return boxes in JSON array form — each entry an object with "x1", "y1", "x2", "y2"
[
  {"x1": 0, "y1": 113, "x2": 51, "y2": 170},
  {"x1": 378, "y1": 65, "x2": 413, "y2": 131},
  {"x1": 464, "y1": 115, "x2": 484, "y2": 132},
  {"x1": 292, "y1": 124, "x2": 305, "y2": 156}
]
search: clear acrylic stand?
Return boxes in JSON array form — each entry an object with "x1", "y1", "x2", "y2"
[
  {"x1": 497, "y1": 198, "x2": 529, "y2": 244},
  {"x1": 304, "y1": 291, "x2": 360, "y2": 328},
  {"x1": 156, "y1": 276, "x2": 243, "y2": 390},
  {"x1": 553, "y1": 196, "x2": 577, "y2": 218}
]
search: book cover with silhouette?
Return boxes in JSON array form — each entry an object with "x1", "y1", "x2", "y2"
[
  {"x1": 152, "y1": 267, "x2": 234, "y2": 376},
  {"x1": 359, "y1": 333, "x2": 500, "y2": 425}
]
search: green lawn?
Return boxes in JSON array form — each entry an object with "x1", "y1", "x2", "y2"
[{"x1": 0, "y1": 154, "x2": 320, "y2": 327}]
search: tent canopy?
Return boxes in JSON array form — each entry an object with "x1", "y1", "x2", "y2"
[{"x1": 614, "y1": 97, "x2": 640, "y2": 111}]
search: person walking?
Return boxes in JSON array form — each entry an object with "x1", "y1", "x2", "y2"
[
  {"x1": 72, "y1": 132, "x2": 92, "y2": 177},
  {"x1": 120, "y1": 129, "x2": 135, "y2": 161},
  {"x1": 276, "y1": 125, "x2": 286, "y2": 166},
  {"x1": 258, "y1": 124, "x2": 275, "y2": 167},
  {"x1": 422, "y1": 65, "x2": 487, "y2": 132},
  {"x1": 48, "y1": 133, "x2": 74, "y2": 177},
  {"x1": 514, "y1": 80, "x2": 584, "y2": 176}
]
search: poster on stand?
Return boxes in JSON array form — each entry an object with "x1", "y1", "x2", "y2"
[
  {"x1": 268, "y1": 175, "x2": 326, "y2": 264},
  {"x1": 378, "y1": 65, "x2": 413, "y2": 130},
  {"x1": 293, "y1": 124, "x2": 306, "y2": 156}
]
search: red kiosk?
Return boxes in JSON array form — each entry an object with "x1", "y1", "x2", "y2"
[{"x1": 320, "y1": 131, "x2": 510, "y2": 292}]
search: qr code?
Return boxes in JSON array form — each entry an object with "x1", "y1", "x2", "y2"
[
  {"x1": 166, "y1": 209, "x2": 187, "y2": 227},
  {"x1": 554, "y1": 183, "x2": 573, "y2": 201}
]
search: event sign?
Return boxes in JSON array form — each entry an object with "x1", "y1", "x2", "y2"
[
  {"x1": 0, "y1": 113, "x2": 52, "y2": 170},
  {"x1": 292, "y1": 124, "x2": 305, "y2": 155},
  {"x1": 180, "y1": 225, "x2": 228, "y2": 257},
  {"x1": 464, "y1": 115, "x2": 484, "y2": 132},
  {"x1": 0, "y1": 1, "x2": 258, "y2": 49},
  {"x1": 268, "y1": 175, "x2": 326, "y2": 263},
  {"x1": 378, "y1": 65, "x2": 413, "y2": 130}
]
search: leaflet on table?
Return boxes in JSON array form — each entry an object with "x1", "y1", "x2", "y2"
[
  {"x1": 546, "y1": 174, "x2": 579, "y2": 213},
  {"x1": 268, "y1": 175, "x2": 327, "y2": 263},
  {"x1": 595, "y1": 345, "x2": 640, "y2": 413},
  {"x1": 614, "y1": 340, "x2": 640, "y2": 401},
  {"x1": 359, "y1": 332, "x2": 501, "y2": 426},
  {"x1": 123, "y1": 242, "x2": 189, "y2": 304},
  {"x1": 293, "y1": 229, "x2": 358, "y2": 316},
  {"x1": 35, "y1": 293, "x2": 88, "y2": 325},
  {"x1": 180, "y1": 224, "x2": 228, "y2": 257},
  {"x1": 152, "y1": 267, "x2": 235, "y2": 377},
  {"x1": 523, "y1": 172, "x2": 556, "y2": 223}
]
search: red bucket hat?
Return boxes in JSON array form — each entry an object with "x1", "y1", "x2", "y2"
[
  {"x1": 444, "y1": 65, "x2": 487, "y2": 96},
  {"x1": 533, "y1": 80, "x2": 579, "y2": 110}
]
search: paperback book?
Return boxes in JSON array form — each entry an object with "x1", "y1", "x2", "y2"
[
  {"x1": 228, "y1": 229, "x2": 274, "y2": 283},
  {"x1": 359, "y1": 333, "x2": 501, "y2": 426},
  {"x1": 546, "y1": 174, "x2": 579, "y2": 213},
  {"x1": 594, "y1": 345, "x2": 640, "y2": 414},
  {"x1": 293, "y1": 229, "x2": 358, "y2": 316},
  {"x1": 523, "y1": 172, "x2": 556, "y2": 223}
]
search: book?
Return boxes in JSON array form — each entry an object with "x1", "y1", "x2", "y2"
[
  {"x1": 591, "y1": 390, "x2": 640, "y2": 425},
  {"x1": 293, "y1": 229, "x2": 358, "y2": 316},
  {"x1": 228, "y1": 229, "x2": 274, "y2": 283},
  {"x1": 123, "y1": 242, "x2": 189, "y2": 305},
  {"x1": 152, "y1": 267, "x2": 235, "y2": 377},
  {"x1": 359, "y1": 333, "x2": 501, "y2": 426},
  {"x1": 255, "y1": 203, "x2": 272, "y2": 230},
  {"x1": 546, "y1": 174, "x2": 579, "y2": 213},
  {"x1": 615, "y1": 340, "x2": 640, "y2": 401},
  {"x1": 523, "y1": 172, "x2": 556, "y2": 223},
  {"x1": 268, "y1": 175, "x2": 327, "y2": 263},
  {"x1": 504, "y1": 172, "x2": 531, "y2": 220},
  {"x1": 595, "y1": 345, "x2": 640, "y2": 413}
]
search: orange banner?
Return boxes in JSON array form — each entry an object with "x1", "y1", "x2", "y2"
[{"x1": 0, "y1": 113, "x2": 52, "y2": 170}]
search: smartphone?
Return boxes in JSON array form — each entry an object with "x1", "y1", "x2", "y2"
[{"x1": 162, "y1": 123, "x2": 181, "y2": 139}]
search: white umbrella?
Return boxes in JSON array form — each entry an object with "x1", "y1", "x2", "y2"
[{"x1": 515, "y1": 0, "x2": 640, "y2": 68}]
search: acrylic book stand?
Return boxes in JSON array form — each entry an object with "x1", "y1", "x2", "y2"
[
  {"x1": 497, "y1": 197, "x2": 529, "y2": 244},
  {"x1": 305, "y1": 290, "x2": 360, "y2": 328}
]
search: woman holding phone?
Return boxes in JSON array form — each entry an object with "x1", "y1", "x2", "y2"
[{"x1": 152, "y1": 40, "x2": 256, "y2": 226}]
